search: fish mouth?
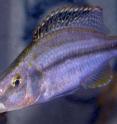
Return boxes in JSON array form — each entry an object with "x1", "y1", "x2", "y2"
[{"x1": 0, "y1": 103, "x2": 6, "y2": 113}]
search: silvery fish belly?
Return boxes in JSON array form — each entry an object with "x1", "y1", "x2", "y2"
[{"x1": 0, "y1": 5, "x2": 116, "y2": 113}]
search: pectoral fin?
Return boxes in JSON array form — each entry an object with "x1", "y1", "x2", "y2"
[{"x1": 81, "y1": 63, "x2": 113, "y2": 89}]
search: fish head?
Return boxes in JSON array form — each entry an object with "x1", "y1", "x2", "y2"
[{"x1": 0, "y1": 62, "x2": 41, "y2": 113}]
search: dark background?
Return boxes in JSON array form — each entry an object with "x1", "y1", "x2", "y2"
[{"x1": 0, "y1": 0, "x2": 117, "y2": 124}]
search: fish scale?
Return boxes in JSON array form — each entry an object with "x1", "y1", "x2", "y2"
[
  {"x1": 45, "y1": 51, "x2": 115, "y2": 80},
  {"x1": 43, "y1": 51, "x2": 116, "y2": 97},
  {"x1": 34, "y1": 38, "x2": 117, "y2": 70}
]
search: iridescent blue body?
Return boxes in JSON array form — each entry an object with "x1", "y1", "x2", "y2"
[{"x1": 0, "y1": 5, "x2": 116, "y2": 112}]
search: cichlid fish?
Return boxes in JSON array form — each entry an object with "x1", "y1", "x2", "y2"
[{"x1": 0, "y1": 5, "x2": 116, "y2": 113}]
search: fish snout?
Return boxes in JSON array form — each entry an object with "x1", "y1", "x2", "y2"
[
  {"x1": 0, "y1": 88, "x2": 5, "y2": 97},
  {"x1": 0, "y1": 89, "x2": 7, "y2": 112},
  {"x1": 0, "y1": 103, "x2": 6, "y2": 113}
]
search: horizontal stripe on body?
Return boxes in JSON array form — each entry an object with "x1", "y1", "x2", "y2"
[
  {"x1": 42, "y1": 51, "x2": 117, "y2": 97},
  {"x1": 34, "y1": 39, "x2": 117, "y2": 71}
]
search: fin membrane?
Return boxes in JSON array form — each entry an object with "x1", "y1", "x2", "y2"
[
  {"x1": 33, "y1": 5, "x2": 108, "y2": 41},
  {"x1": 81, "y1": 63, "x2": 113, "y2": 89}
]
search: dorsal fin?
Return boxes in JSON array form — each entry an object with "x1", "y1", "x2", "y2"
[{"x1": 33, "y1": 5, "x2": 108, "y2": 41}]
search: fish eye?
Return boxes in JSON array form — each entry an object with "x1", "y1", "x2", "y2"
[
  {"x1": 12, "y1": 79, "x2": 20, "y2": 87},
  {"x1": 11, "y1": 74, "x2": 21, "y2": 88}
]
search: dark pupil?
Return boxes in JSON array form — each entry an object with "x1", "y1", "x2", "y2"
[{"x1": 14, "y1": 79, "x2": 20, "y2": 87}]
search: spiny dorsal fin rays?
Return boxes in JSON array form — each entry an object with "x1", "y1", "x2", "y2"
[{"x1": 33, "y1": 5, "x2": 108, "y2": 42}]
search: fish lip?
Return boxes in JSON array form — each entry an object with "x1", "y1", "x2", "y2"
[{"x1": 0, "y1": 103, "x2": 6, "y2": 113}]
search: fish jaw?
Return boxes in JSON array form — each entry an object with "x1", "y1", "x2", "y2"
[
  {"x1": 0, "y1": 81, "x2": 37, "y2": 113},
  {"x1": 0, "y1": 60, "x2": 40, "y2": 112},
  {"x1": 0, "y1": 96, "x2": 33, "y2": 113},
  {"x1": 0, "y1": 103, "x2": 6, "y2": 113}
]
